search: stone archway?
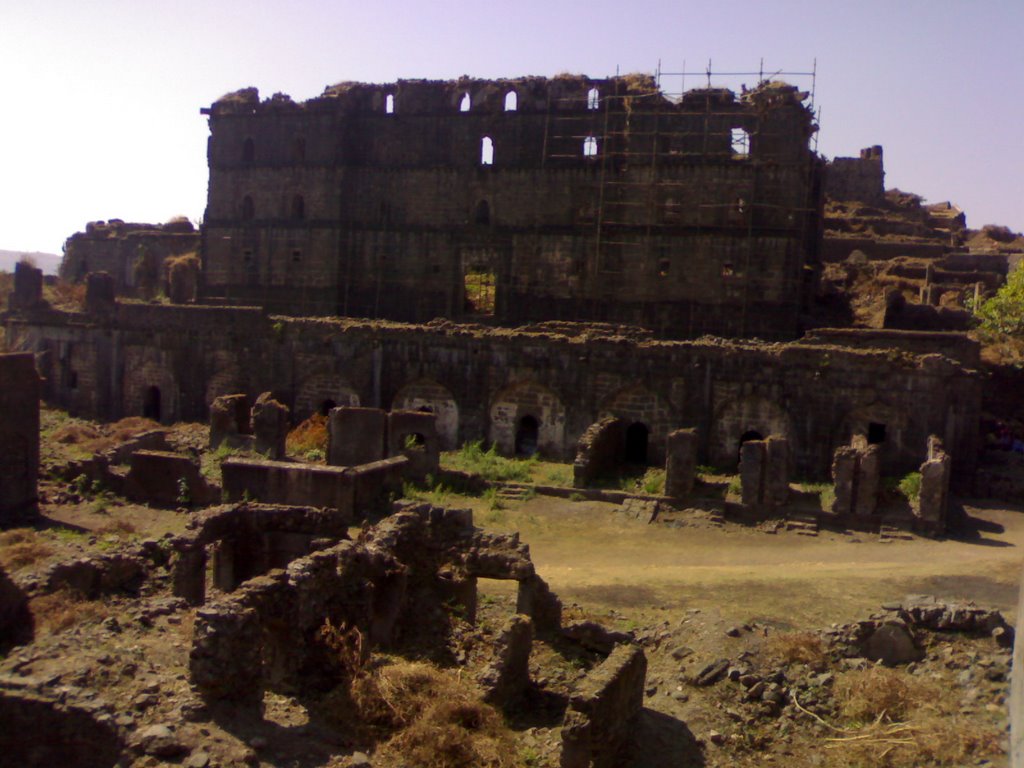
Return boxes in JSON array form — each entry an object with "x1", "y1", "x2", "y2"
[
  {"x1": 392, "y1": 379, "x2": 460, "y2": 450},
  {"x1": 489, "y1": 382, "x2": 565, "y2": 458},
  {"x1": 710, "y1": 396, "x2": 790, "y2": 469},
  {"x1": 599, "y1": 384, "x2": 672, "y2": 465},
  {"x1": 294, "y1": 373, "x2": 360, "y2": 422}
]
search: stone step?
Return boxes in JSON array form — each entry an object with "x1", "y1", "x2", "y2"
[
  {"x1": 785, "y1": 516, "x2": 819, "y2": 536},
  {"x1": 879, "y1": 525, "x2": 914, "y2": 542}
]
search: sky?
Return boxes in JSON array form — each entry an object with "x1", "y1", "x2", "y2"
[{"x1": 1, "y1": 0, "x2": 1021, "y2": 256}]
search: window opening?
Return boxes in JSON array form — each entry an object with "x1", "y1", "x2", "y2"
[
  {"x1": 587, "y1": 87, "x2": 599, "y2": 110},
  {"x1": 867, "y1": 422, "x2": 887, "y2": 444},
  {"x1": 242, "y1": 137, "x2": 255, "y2": 162},
  {"x1": 731, "y1": 127, "x2": 749, "y2": 156},
  {"x1": 583, "y1": 135, "x2": 598, "y2": 158},
  {"x1": 624, "y1": 422, "x2": 649, "y2": 464},
  {"x1": 385, "y1": 94, "x2": 395, "y2": 114},
  {"x1": 143, "y1": 386, "x2": 162, "y2": 422},
  {"x1": 460, "y1": 92, "x2": 471, "y2": 112},
  {"x1": 241, "y1": 195, "x2": 255, "y2": 221},
  {"x1": 515, "y1": 415, "x2": 540, "y2": 457},
  {"x1": 474, "y1": 199, "x2": 491, "y2": 225},
  {"x1": 291, "y1": 194, "x2": 305, "y2": 221},
  {"x1": 504, "y1": 91, "x2": 517, "y2": 111},
  {"x1": 463, "y1": 267, "x2": 496, "y2": 315},
  {"x1": 480, "y1": 136, "x2": 494, "y2": 165}
]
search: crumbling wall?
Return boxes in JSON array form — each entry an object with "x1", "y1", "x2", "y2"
[
  {"x1": 573, "y1": 417, "x2": 626, "y2": 488},
  {"x1": 664, "y1": 428, "x2": 699, "y2": 498},
  {"x1": 188, "y1": 502, "x2": 550, "y2": 702},
  {"x1": 60, "y1": 218, "x2": 200, "y2": 294},
  {"x1": 739, "y1": 435, "x2": 790, "y2": 511},
  {"x1": 917, "y1": 436, "x2": 952, "y2": 535},
  {"x1": 0, "y1": 353, "x2": 40, "y2": 524},
  {"x1": 122, "y1": 450, "x2": 214, "y2": 508},
  {"x1": 559, "y1": 644, "x2": 648, "y2": 768},
  {"x1": 825, "y1": 146, "x2": 885, "y2": 205},
  {"x1": 221, "y1": 457, "x2": 354, "y2": 519}
]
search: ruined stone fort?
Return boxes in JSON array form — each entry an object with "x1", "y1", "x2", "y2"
[{"x1": 5, "y1": 75, "x2": 987, "y2": 487}]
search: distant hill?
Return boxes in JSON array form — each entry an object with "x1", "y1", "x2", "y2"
[{"x1": 0, "y1": 250, "x2": 62, "y2": 275}]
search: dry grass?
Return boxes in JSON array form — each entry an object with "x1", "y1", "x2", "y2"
[
  {"x1": 765, "y1": 631, "x2": 829, "y2": 669},
  {"x1": 108, "y1": 416, "x2": 161, "y2": 441},
  {"x1": 45, "y1": 279, "x2": 86, "y2": 311},
  {"x1": 96, "y1": 519, "x2": 137, "y2": 536},
  {"x1": 0, "y1": 529, "x2": 54, "y2": 571},
  {"x1": 317, "y1": 622, "x2": 516, "y2": 767},
  {"x1": 287, "y1": 413, "x2": 328, "y2": 459},
  {"x1": 834, "y1": 666, "x2": 932, "y2": 724},
  {"x1": 31, "y1": 589, "x2": 106, "y2": 633}
]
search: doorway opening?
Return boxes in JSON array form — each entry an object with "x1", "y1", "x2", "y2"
[
  {"x1": 624, "y1": 422, "x2": 649, "y2": 464},
  {"x1": 515, "y1": 415, "x2": 540, "y2": 457},
  {"x1": 143, "y1": 386, "x2": 162, "y2": 422}
]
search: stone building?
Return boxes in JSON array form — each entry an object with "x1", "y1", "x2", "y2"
[{"x1": 200, "y1": 75, "x2": 823, "y2": 340}]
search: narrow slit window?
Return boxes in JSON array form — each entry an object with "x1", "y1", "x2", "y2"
[
  {"x1": 504, "y1": 91, "x2": 517, "y2": 111},
  {"x1": 583, "y1": 135, "x2": 598, "y2": 158},
  {"x1": 460, "y1": 92, "x2": 471, "y2": 112},
  {"x1": 480, "y1": 136, "x2": 494, "y2": 166},
  {"x1": 385, "y1": 94, "x2": 395, "y2": 114},
  {"x1": 587, "y1": 87, "x2": 599, "y2": 110},
  {"x1": 731, "y1": 127, "x2": 749, "y2": 156}
]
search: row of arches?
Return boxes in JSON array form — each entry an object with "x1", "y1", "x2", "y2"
[{"x1": 477, "y1": 135, "x2": 598, "y2": 165}]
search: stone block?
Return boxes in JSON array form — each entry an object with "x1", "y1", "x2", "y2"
[
  {"x1": 831, "y1": 446, "x2": 857, "y2": 516},
  {"x1": 764, "y1": 435, "x2": 790, "y2": 506},
  {"x1": 327, "y1": 407, "x2": 387, "y2": 466},
  {"x1": 0, "y1": 353, "x2": 41, "y2": 525},
  {"x1": 8, "y1": 261, "x2": 42, "y2": 310},
  {"x1": 251, "y1": 392, "x2": 289, "y2": 460},
  {"x1": 221, "y1": 457, "x2": 354, "y2": 521},
  {"x1": 854, "y1": 445, "x2": 880, "y2": 517},
  {"x1": 350, "y1": 456, "x2": 409, "y2": 518},
  {"x1": 209, "y1": 393, "x2": 251, "y2": 449},
  {"x1": 124, "y1": 450, "x2": 212, "y2": 508},
  {"x1": 664, "y1": 427, "x2": 698, "y2": 498},
  {"x1": 739, "y1": 440, "x2": 767, "y2": 507}
]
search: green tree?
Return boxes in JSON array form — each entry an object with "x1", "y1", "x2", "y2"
[{"x1": 974, "y1": 265, "x2": 1024, "y2": 339}]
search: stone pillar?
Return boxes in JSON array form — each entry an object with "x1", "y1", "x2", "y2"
[
  {"x1": 327, "y1": 406, "x2": 387, "y2": 466},
  {"x1": 854, "y1": 445, "x2": 880, "y2": 517},
  {"x1": 190, "y1": 603, "x2": 264, "y2": 703},
  {"x1": 8, "y1": 262, "x2": 42, "y2": 311},
  {"x1": 209, "y1": 394, "x2": 250, "y2": 449},
  {"x1": 517, "y1": 573, "x2": 563, "y2": 633},
  {"x1": 664, "y1": 428, "x2": 698, "y2": 499},
  {"x1": 171, "y1": 545, "x2": 207, "y2": 606},
  {"x1": 84, "y1": 272, "x2": 117, "y2": 315},
  {"x1": 830, "y1": 446, "x2": 857, "y2": 516},
  {"x1": 251, "y1": 392, "x2": 289, "y2": 460},
  {"x1": 0, "y1": 353, "x2": 40, "y2": 525},
  {"x1": 739, "y1": 440, "x2": 767, "y2": 507},
  {"x1": 764, "y1": 435, "x2": 790, "y2": 506},
  {"x1": 479, "y1": 615, "x2": 534, "y2": 706},
  {"x1": 918, "y1": 436, "x2": 951, "y2": 534}
]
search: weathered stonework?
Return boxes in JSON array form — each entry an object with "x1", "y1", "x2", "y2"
[
  {"x1": 0, "y1": 353, "x2": 41, "y2": 524},
  {"x1": 664, "y1": 428, "x2": 699, "y2": 498},
  {"x1": 3, "y1": 305, "x2": 982, "y2": 482},
  {"x1": 201, "y1": 77, "x2": 823, "y2": 340}
]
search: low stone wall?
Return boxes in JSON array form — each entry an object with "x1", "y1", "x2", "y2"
[
  {"x1": 560, "y1": 644, "x2": 648, "y2": 768},
  {"x1": 123, "y1": 450, "x2": 214, "y2": 508},
  {"x1": 221, "y1": 457, "x2": 354, "y2": 519},
  {"x1": 351, "y1": 456, "x2": 408, "y2": 516}
]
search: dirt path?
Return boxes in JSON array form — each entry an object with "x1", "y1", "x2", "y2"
[{"x1": 477, "y1": 498, "x2": 1024, "y2": 628}]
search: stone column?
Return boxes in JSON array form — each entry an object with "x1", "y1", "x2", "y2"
[
  {"x1": 664, "y1": 428, "x2": 698, "y2": 499},
  {"x1": 854, "y1": 445, "x2": 880, "y2": 517},
  {"x1": 764, "y1": 435, "x2": 790, "y2": 506}
]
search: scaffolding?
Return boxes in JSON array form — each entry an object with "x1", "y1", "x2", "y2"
[{"x1": 541, "y1": 61, "x2": 821, "y2": 336}]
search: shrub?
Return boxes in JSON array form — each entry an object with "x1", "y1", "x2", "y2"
[
  {"x1": 765, "y1": 631, "x2": 828, "y2": 669},
  {"x1": 834, "y1": 667, "x2": 930, "y2": 724},
  {"x1": 445, "y1": 441, "x2": 535, "y2": 483},
  {"x1": 286, "y1": 413, "x2": 328, "y2": 459},
  {"x1": 898, "y1": 471, "x2": 921, "y2": 502}
]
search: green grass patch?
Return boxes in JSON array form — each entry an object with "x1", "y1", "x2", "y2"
[{"x1": 442, "y1": 441, "x2": 537, "y2": 483}]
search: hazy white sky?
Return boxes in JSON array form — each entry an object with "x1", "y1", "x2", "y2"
[{"x1": 1, "y1": 0, "x2": 1021, "y2": 255}]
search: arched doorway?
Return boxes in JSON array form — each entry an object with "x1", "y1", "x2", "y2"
[
  {"x1": 143, "y1": 386, "x2": 162, "y2": 422},
  {"x1": 738, "y1": 429, "x2": 764, "y2": 463},
  {"x1": 625, "y1": 422, "x2": 649, "y2": 464},
  {"x1": 515, "y1": 415, "x2": 540, "y2": 457}
]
